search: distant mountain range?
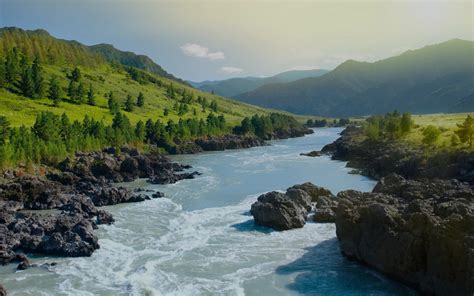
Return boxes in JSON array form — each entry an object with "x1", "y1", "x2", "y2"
[
  {"x1": 188, "y1": 69, "x2": 329, "y2": 98},
  {"x1": 234, "y1": 39, "x2": 474, "y2": 117}
]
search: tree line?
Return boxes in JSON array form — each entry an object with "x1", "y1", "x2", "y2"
[
  {"x1": 0, "y1": 111, "x2": 308, "y2": 168},
  {"x1": 365, "y1": 111, "x2": 414, "y2": 140},
  {"x1": 0, "y1": 111, "x2": 228, "y2": 168},
  {"x1": 234, "y1": 113, "x2": 305, "y2": 140}
]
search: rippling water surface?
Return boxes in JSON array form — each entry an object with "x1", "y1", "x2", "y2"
[{"x1": 0, "y1": 128, "x2": 417, "y2": 295}]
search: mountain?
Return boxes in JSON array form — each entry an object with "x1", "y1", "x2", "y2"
[
  {"x1": 188, "y1": 69, "x2": 328, "y2": 98},
  {"x1": 235, "y1": 39, "x2": 474, "y2": 117},
  {"x1": 0, "y1": 27, "x2": 268, "y2": 127},
  {"x1": 0, "y1": 27, "x2": 186, "y2": 85},
  {"x1": 89, "y1": 44, "x2": 189, "y2": 85}
]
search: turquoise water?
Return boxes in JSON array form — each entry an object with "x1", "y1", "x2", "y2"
[{"x1": 0, "y1": 128, "x2": 417, "y2": 295}]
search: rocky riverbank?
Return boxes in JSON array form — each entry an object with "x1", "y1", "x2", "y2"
[
  {"x1": 250, "y1": 174, "x2": 474, "y2": 295},
  {"x1": 0, "y1": 147, "x2": 198, "y2": 270},
  {"x1": 336, "y1": 174, "x2": 474, "y2": 296},
  {"x1": 314, "y1": 126, "x2": 473, "y2": 295},
  {"x1": 173, "y1": 127, "x2": 313, "y2": 154},
  {"x1": 322, "y1": 126, "x2": 474, "y2": 184}
]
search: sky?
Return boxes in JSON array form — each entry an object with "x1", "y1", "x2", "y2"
[{"x1": 1, "y1": 0, "x2": 473, "y2": 81}]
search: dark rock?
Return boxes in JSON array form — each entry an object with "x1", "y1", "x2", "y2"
[
  {"x1": 0, "y1": 284, "x2": 6, "y2": 296},
  {"x1": 335, "y1": 174, "x2": 474, "y2": 296},
  {"x1": 0, "y1": 175, "x2": 70, "y2": 210},
  {"x1": 194, "y1": 135, "x2": 266, "y2": 151},
  {"x1": 300, "y1": 150, "x2": 322, "y2": 157},
  {"x1": 0, "y1": 148, "x2": 199, "y2": 269},
  {"x1": 313, "y1": 208, "x2": 336, "y2": 223},
  {"x1": 250, "y1": 188, "x2": 312, "y2": 230},
  {"x1": 152, "y1": 192, "x2": 165, "y2": 198},
  {"x1": 290, "y1": 182, "x2": 334, "y2": 202},
  {"x1": 148, "y1": 171, "x2": 201, "y2": 184}
]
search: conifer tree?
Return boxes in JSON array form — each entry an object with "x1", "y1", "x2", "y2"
[
  {"x1": 455, "y1": 115, "x2": 474, "y2": 147},
  {"x1": 20, "y1": 63, "x2": 35, "y2": 98},
  {"x1": 107, "y1": 92, "x2": 119, "y2": 114},
  {"x1": 31, "y1": 57, "x2": 45, "y2": 98},
  {"x1": 125, "y1": 94, "x2": 135, "y2": 112},
  {"x1": 5, "y1": 47, "x2": 20, "y2": 84},
  {"x1": 0, "y1": 116, "x2": 10, "y2": 145},
  {"x1": 71, "y1": 67, "x2": 81, "y2": 82},
  {"x1": 67, "y1": 80, "x2": 77, "y2": 100},
  {"x1": 0, "y1": 55, "x2": 6, "y2": 88},
  {"x1": 136, "y1": 92, "x2": 145, "y2": 107},
  {"x1": 48, "y1": 75, "x2": 62, "y2": 106}
]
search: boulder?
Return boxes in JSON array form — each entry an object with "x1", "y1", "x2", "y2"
[
  {"x1": 250, "y1": 188, "x2": 312, "y2": 230},
  {"x1": 336, "y1": 174, "x2": 474, "y2": 296}
]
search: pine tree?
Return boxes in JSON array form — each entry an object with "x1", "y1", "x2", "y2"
[
  {"x1": 136, "y1": 92, "x2": 145, "y2": 107},
  {"x1": 400, "y1": 112, "x2": 414, "y2": 134},
  {"x1": 87, "y1": 84, "x2": 96, "y2": 106},
  {"x1": 31, "y1": 57, "x2": 45, "y2": 98},
  {"x1": 0, "y1": 55, "x2": 6, "y2": 88},
  {"x1": 455, "y1": 115, "x2": 474, "y2": 147},
  {"x1": 48, "y1": 75, "x2": 62, "y2": 106},
  {"x1": 20, "y1": 63, "x2": 35, "y2": 98},
  {"x1": 0, "y1": 116, "x2": 10, "y2": 145},
  {"x1": 67, "y1": 80, "x2": 77, "y2": 100},
  {"x1": 125, "y1": 94, "x2": 135, "y2": 112},
  {"x1": 70, "y1": 67, "x2": 81, "y2": 82},
  {"x1": 5, "y1": 47, "x2": 20, "y2": 84},
  {"x1": 107, "y1": 92, "x2": 119, "y2": 114}
]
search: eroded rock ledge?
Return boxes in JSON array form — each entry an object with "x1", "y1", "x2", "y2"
[
  {"x1": 0, "y1": 148, "x2": 198, "y2": 270},
  {"x1": 336, "y1": 174, "x2": 474, "y2": 296}
]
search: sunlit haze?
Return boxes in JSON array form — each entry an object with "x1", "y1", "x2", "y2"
[{"x1": 1, "y1": 0, "x2": 473, "y2": 81}]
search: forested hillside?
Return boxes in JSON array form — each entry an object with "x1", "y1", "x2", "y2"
[{"x1": 0, "y1": 27, "x2": 303, "y2": 168}]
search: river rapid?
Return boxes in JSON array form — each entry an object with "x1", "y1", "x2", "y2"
[{"x1": 0, "y1": 128, "x2": 417, "y2": 295}]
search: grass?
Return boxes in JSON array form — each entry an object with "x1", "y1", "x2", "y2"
[
  {"x1": 404, "y1": 113, "x2": 473, "y2": 149},
  {"x1": 0, "y1": 64, "x2": 270, "y2": 127}
]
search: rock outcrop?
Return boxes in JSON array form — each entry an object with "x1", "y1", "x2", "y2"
[
  {"x1": 250, "y1": 189, "x2": 312, "y2": 230},
  {"x1": 335, "y1": 174, "x2": 474, "y2": 296},
  {"x1": 0, "y1": 148, "x2": 196, "y2": 268}
]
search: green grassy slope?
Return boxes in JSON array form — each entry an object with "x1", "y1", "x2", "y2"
[
  {"x1": 0, "y1": 28, "x2": 269, "y2": 128},
  {"x1": 0, "y1": 64, "x2": 269, "y2": 127}
]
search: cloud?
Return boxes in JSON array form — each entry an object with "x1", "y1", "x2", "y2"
[
  {"x1": 220, "y1": 67, "x2": 243, "y2": 74},
  {"x1": 180, "y1": 43, "x2": 225, "y2": 60},
  {"x1": 288, "y1": 65, "x2": 323, "y2": 71}
]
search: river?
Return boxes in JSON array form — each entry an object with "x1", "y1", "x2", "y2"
[{"x1": 0, "y1": 128, "x2": 417, "y2": 295}]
